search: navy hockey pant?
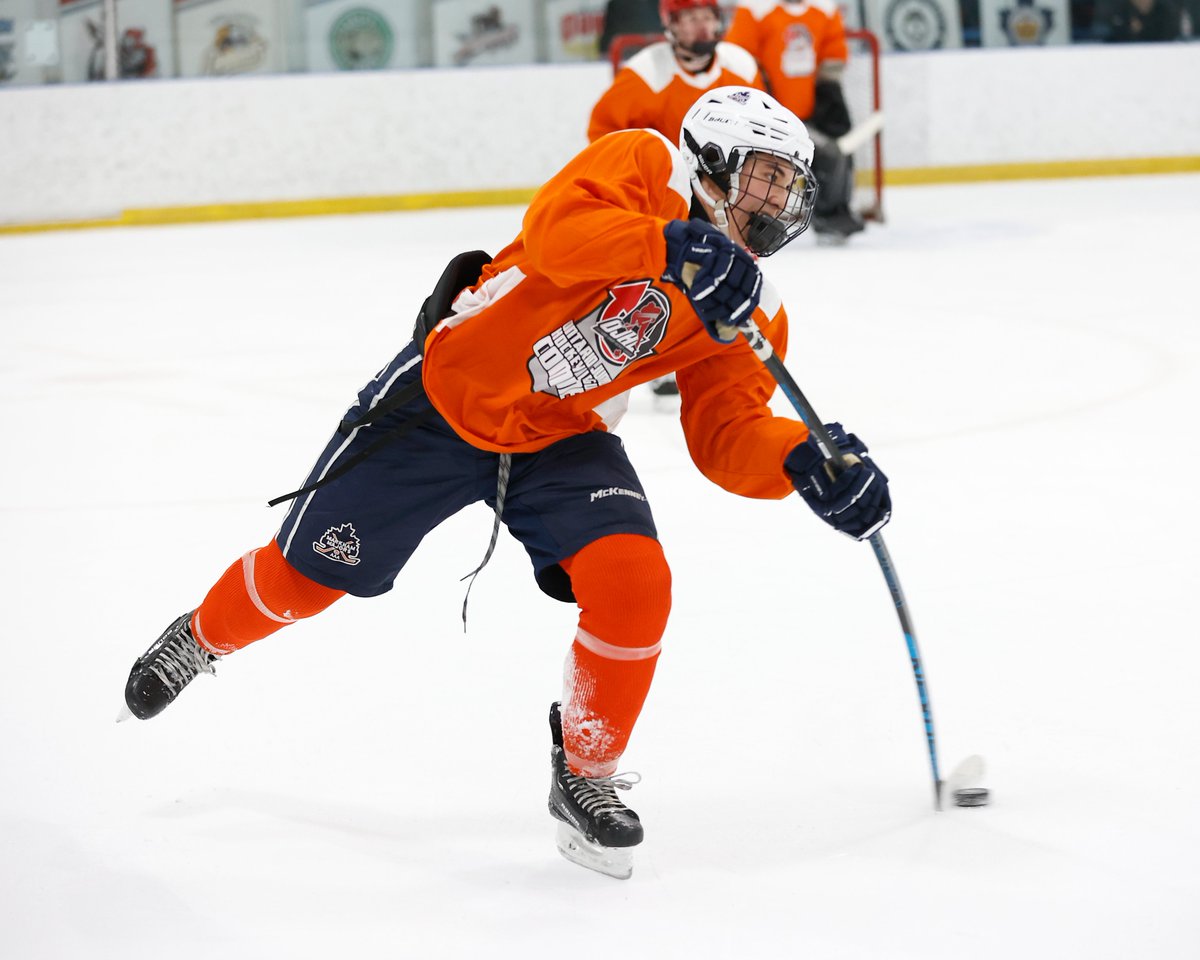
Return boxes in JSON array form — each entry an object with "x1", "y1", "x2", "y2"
[{"x1": 274, "y1": 340, "x2": 658, "y2": 601}]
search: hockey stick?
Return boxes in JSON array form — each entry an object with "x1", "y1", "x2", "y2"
[
  {"x1": 740, "y1": 319, "x2": 943, "y2": 809},
  {"x1": 682, "y1": 259, "x2": 944, "y2": 809}
]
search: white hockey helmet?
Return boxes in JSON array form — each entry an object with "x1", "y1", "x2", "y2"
[{"x1": 680, "y1": 86, "x2": 818, "y2": 256}]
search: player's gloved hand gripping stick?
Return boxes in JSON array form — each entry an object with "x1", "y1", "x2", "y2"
[
  {"x1": 785, "y1": 424, "x2": 890, "y2": 541},
  {"x1": 663, "y1": 219, "x2": 762, "y2": 343},
  {"x1": 671, "y1": 251, "x2": 948, "y2": 811}
]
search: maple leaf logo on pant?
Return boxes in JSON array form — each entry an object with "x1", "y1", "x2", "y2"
[{"x1": 312, "y1": 523, "x2": 362, "y2": 565}]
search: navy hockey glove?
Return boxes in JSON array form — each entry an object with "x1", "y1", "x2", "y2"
[
  {"x1": 662, "y1": 219, "x2": 762, "y2": 343},
  {"x1": 785, "y1": 423, "x2": 891, "y2": 540}
]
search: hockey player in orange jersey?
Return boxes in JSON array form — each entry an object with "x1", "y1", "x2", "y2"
[
  {"x1": 588, "y1": 0, "x2": 764, "y2": 146},
  {"x1": 725, "y1": 0, "x2": 865, "y2": 241},
  {"x1": 590, "y1": 0, "x2": 766, "y2": 398},
  {"x1": 122, "y1": 87, "x2": 891, "y2": 880}
]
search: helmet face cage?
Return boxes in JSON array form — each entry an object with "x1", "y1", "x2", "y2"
[
  {"x1": 680, "y1": 87, "x2": 818, "y2": 257},
  {"x1": 725, "y1": 146, "x2": 818, "y2": 257}
]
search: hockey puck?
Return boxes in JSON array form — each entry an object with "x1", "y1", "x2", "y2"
[{"x1": 953, "y1": 787, "x2": 990, "y2": 807}]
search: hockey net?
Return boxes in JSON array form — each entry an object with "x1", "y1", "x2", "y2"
[{"x1": 608, "y1": 27, "x2": 885, "y2": 222}]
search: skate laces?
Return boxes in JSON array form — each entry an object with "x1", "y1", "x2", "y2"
[
  {"x1": 565, "y1": 771, "x2": 642, "y2": 816},
  {"x1": 147, "y1": 624, "x2": 216, "y2": 694}
]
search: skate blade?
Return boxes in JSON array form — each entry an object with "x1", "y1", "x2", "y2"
[
  {"x1": 115, "y1": 703, "x2": 135, "y2": 723},
  {"x1": 555, "y1": 822, "x2": 634, "y2": 880}
]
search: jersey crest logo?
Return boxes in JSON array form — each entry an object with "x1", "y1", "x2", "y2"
[
  {"x1": 527, "y1": 280, "x2": 672, "y2": 399},
  {"x1": 313, "y1": 523, "x2": 362, "y2": 565},
  {"x1": 781, "y1": 25, "x2": 815, "y2": 77},
  {"x1": 594, "y1": 280, "x2": 670, "y2": 365}
]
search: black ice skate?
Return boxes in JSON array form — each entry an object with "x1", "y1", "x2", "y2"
[
  {"x1": 122, "y1": 611, "x2": 217, "y2": 720},
  {"x1": 547, "y1": 702, "x2": 643, "y2": 880}
]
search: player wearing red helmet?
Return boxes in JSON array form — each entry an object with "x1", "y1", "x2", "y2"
[
  {"x1": 659, "y1": 0, "x2": 721, "y2": 70},
  {"x1": 588, "y1": 0, "x2": 765, "y2": 145}
]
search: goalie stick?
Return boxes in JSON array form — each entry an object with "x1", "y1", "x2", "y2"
[{"x1": 836, "y1": 110, "x2": 885, "y2": 158}]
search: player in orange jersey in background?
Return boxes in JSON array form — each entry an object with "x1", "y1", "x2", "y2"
[
  {"x1": 122, "y1": 87, "x2": 891, "y2": 881},
  {"x1": 590, "y1": 0, "x2": 765, "y2": 396},
  {"x1": 725, "y1": 0, "x2": 865, "y2": 241},
  {"x1": 589, "y1": 0, "x2": 764, "y2": 144}
]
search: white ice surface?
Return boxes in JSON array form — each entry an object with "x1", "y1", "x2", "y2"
[{"x1": 2, "y1": 175, "x2": 1198, "y2": 959}]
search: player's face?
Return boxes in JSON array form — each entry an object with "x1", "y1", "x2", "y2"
[
  {"x1": 728, "y1": 152, "x2": 801, "y2": 246},
  {"x1": 669, "y1": 7, "x2": 721, "y2": 47}
]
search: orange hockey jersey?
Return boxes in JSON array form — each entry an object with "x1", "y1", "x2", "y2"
[
  {"x1": 420, "y1": 128, "x2": 809, "y2": 500},
  {"x1": 587, "y1": 40, "x2": 764, "y2": 144},
  {"x1": 724, "y1": 0, "x2": 848, "y2": 122}
]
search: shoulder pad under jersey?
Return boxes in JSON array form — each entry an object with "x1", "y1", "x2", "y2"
[
  {"x1": 624, "y1": 41, "x2": 686, "y2": 95},
  {"x1": 714, "y1": 41, "x2": 760, "y2": 83}
]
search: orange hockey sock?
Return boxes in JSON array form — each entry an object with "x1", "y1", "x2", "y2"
[
  {"x1": 191, "y1": 540, "x2": 344, "y2": 655},
  {"x1": 558, "y1": 534, "x2": 671, "y2": 778}
]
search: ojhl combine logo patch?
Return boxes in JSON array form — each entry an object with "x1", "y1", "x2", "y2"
[{"x1": 528, "y1": 280, "x2": 671, "y2": 399}]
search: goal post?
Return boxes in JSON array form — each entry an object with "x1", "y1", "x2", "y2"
[{"x1": 843, "y1": 28, "x2": 885, "y2": 222}]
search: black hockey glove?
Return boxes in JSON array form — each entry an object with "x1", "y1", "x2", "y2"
[
  {"x1": 811, "y1": 80, "x2": 852, "y2": 139},
  {"x1": 662, "y1": 219, "x2": 762, "y2": 343},
  {"x1": 785, "y1": 422, "x2": 891, "y2": 540}
]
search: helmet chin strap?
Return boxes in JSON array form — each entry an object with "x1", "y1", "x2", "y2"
[
  {"x1": 702, "y1": 194, "x2": 747, "y2": 250},
  {"x1": 707, "y1": 177, "x2": 742, "y2": 239},
  {"x1": 711, "y1": 199, "x2": 731, "y2": 233}
]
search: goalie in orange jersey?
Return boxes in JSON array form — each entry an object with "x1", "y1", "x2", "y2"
[
  {"x1": 725, "y1": 0, "x2": 865, "y2": 241},
  {"x1": 122, "y1": 87, "x2": 891, "y2": 880}
]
